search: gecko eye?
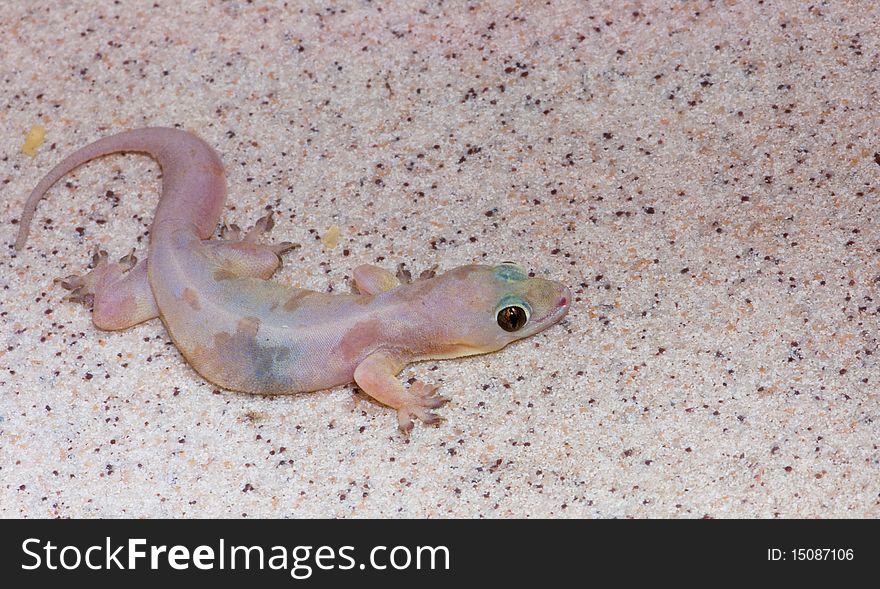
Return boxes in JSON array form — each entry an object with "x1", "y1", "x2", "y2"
[{"x1": 496, "y1": 305, "x2": 529, "y2": 332}]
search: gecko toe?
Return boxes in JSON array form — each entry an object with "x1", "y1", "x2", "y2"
[
  {"x1": 410, "y1": 381, "x2": 447, "y2": 407},
  {"x1": 418, "y1": 392, "x2": 447, "y2": 410},
  {"x1": 245, "y1": 211, "x2": 275, "y2": 242},
  {"x1": 417, "y1": 409, "x2": 444, "y2": 426},
  {"x1": 90, "y1": 249, "x2": 109, "y2": 268},
  {"x1": 395, "y1": 262, "x2": 413, "y2": 284},
  {"x1": 220, "y1": 223, "x2": 242, "y2": 240},
  {"x1": 118, "y1": 249, "x2": 137, "y2": 270},
  {"x1": 57, "y1": 275, "x2": 85, "y2": 291},
  {"x1": 396, "y1": 407, "x2": 443, "y2": 432},
  {"x1": 418, "y1": 265, "x2": 438, "y2": 280},
  {"x1": 269, "y1": 241, "x2": 300, "y2": 256},
  {"x1": 397, "y1": 412, "x2": 415, "y2": 434},
  {"x1": 396, "y1": 263, "x2": 437, "y2": 283},
  {"x1": 65, "y1": 291, "x2": 94, "y2": 306}
]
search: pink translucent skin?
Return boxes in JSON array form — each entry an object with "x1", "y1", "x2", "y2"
[{"x1": 15, "y1": 128, "x2": 570, "y2": 431}]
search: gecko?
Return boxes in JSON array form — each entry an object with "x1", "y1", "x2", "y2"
[{"x1": 14, "y1": 128, "x2": 571, "y2": 431}]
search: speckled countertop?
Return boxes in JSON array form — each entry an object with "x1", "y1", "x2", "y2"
[{"x1": 1, "y1": 0, "x2": 878, "y2": 518}]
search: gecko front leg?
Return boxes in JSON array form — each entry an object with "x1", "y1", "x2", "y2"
[{"x1": 353, "y1": 351, "x2": 448, "y2": 432}]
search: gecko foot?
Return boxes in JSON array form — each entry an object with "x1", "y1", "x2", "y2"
[
  {"x1": 246, "y1": 211, "x2": 300, "y2": 256},
  {"x1": 221, "y1": 211, "x2": 300, "y2": 257},
  {"x1": 57, "y1": 248, "x2": 135, "y2": 306},
  {"x1": 396, "y1": 381, "x2": 449, "y2": 433}
]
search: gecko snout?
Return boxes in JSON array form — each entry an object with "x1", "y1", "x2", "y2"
[
  {"x1": 556, "y1": 286, "x2": 571, "y2": 309},
  {"x1": 555, "y1": 286, "x2": 572, "y2": 321}
]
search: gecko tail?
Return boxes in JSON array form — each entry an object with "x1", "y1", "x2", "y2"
[
  {"x1": 14, "y1": 127, "x2": 226, "y2": 251},
  {"x1": 15, "y1": 130, "x2": 149, "y2": 250}
]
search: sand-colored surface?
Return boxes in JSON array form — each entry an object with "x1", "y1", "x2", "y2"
[{"x1": 2, "y1": 0, "x2": 877, "y2": 517}]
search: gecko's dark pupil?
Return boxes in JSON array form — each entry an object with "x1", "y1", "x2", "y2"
[{"x1": 498, "y1": 306, "x2": 527, "y2": 332}]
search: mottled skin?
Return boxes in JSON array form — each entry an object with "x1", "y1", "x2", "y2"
[{"x1": 15, "y1": 128, "x2": 571, "y2": 431}]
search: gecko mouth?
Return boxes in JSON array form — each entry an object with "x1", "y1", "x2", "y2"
[{"x1": 531, "y1": 287, "x2": 571, "y2": 328}]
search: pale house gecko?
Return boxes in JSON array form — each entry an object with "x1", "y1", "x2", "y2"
[{"x1": 14, "y1": 128, "x2": 570, "y2": 431}]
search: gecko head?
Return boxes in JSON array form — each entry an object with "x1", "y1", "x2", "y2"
[{"x1": 419, "y1": 263, "x2": 570, "y2": 356}]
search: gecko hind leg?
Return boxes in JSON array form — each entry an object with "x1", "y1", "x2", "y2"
[
  {"x1": 209, "y1": 211, "x2": 300, "y2": 279},
  {"x1": 59, "y1": 249, "x2": 159, "y2": 330}
]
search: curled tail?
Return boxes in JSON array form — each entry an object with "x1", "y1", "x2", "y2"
[{"x1": 15, "y1": 127, "x2": 227, "y2": 250}]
